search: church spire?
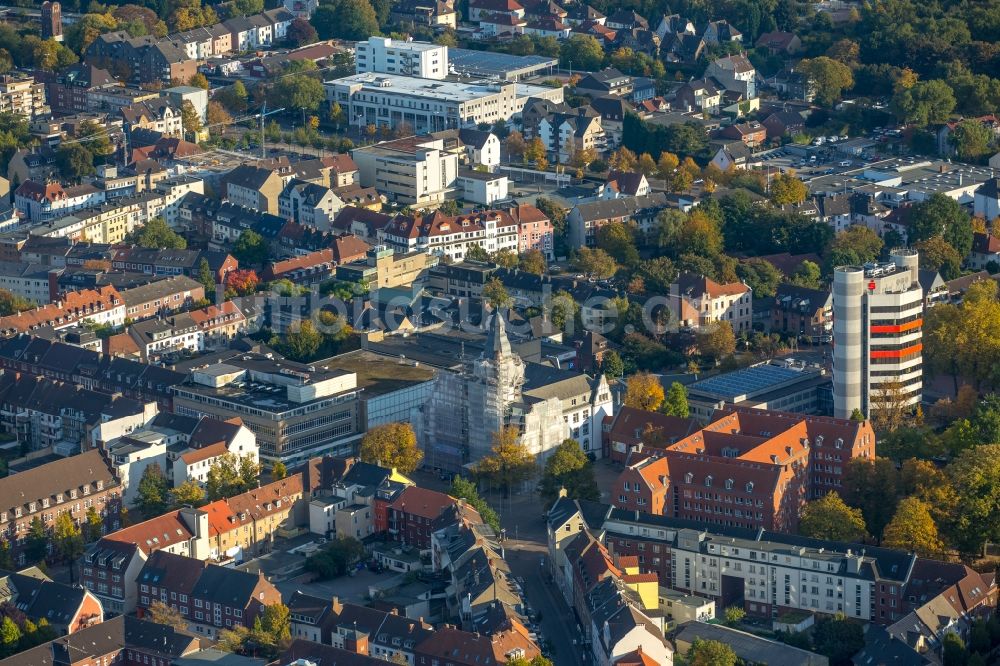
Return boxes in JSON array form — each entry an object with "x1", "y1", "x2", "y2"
[{"x1": 484, "y1": 310, "x2": 513, "y2": 360}]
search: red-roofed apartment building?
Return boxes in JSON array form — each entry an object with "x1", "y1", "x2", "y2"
[
  {"x1": 505, "y1": 203, "x2": 554, "y2": 259},
  {"x1": 669, "y1": 272, "x2": 752, "y2": 333},
  {"x1": 612, "y1": 406, "x2": 876, "y2": 532},
  {"x1": 377, "y1": 485, "x2": 462, "y2": 551},
  {"x1": 0, "y1": 285, "x2": 125, "y2": 335}
]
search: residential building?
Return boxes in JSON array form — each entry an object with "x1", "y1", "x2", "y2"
[
  {"x1": 14, "y1": 181, "x2": 105, "y2": 224},
  {"x1": 457, "y1": 128, "x2": 501, "y2": 170},
  {"x1": 278, "y1": 180, "x2": 344, "y2": 230},
  {"x1": 566, "y1": 193, "x2": 670, "y2": 249},
  {"x1": 755, "y1": 31, "x2": 802, "y2": 55},
  {"x1": 127, "y1": 314, "x2": 203, "y2": 362},
  {"x1": 771, "y1": 283, "x2": 833, "y2": 340},
  {"x1": 832, "y1": 250, "x2": 923, "y2": 419},
  {"x1": 0, "y1": 75, "x2": 49, "y2": 119},
  {"x1": 672, "y1": 78, "x2": 722, "y2": 115},
  {"x1": 669, "y1": 272, "x2": 752, "y2": 334},
  {"x1": 37, "y1": 64, "x2": 117, "y2": 115},
  {"x1": 703, "y1": 19, "x2": 742, "y2": 44},
  {"x1": 171, "y1": 353, "x2": 363, "y2": 466},
  {"x1": 974, "y1": 177, "x2": 1000, "y2": 220},
  {"x1": 390, "y1": 0, "x2": 458, "y2": 28},
  {"x1": 705, "y1": 54, "x2": 757, "y2": 99},
  {"x1": 469, "y1": 0, "x2": 525, "y2": 22},
  {"x1": 709, "y1": 141, "x2": 753, "y2": 171},
  {"x1": 223, "y1": 164, "x2": 289, "y2": 214},
  {"x1": 120, "y1": 99, "x2": 184, "y2": 137},
  {"x1": 351, "y1": 136, "x2": 459, "y2": 207},
  {"x1": 538, "y1": 108, "x2": 606, "y2": 163},
  {"x1": 456, "y1": 169, "x2": 509, "y2": 206},
  {"x1": 718, "y1": 121, "x2": 766, "y2": 148},
  {"x1": 0, "y1": 449, "x2": 121, "y2": 564},
  {"x1": 380, "y1": 209, "x2": 518, "y2": 261},
  {"x1": 82, "y1": 476, "x2": 303, "y2": 613},
  {"x1": 325, "y1": 73, "x2": 563, "y2": 133},
  {"x1": 968, "y1": 232, "x2": 1000, "y2": 271},
  {"x1": 0, "y1": 615, "x2": 200, "y2": 666},
  {"x1": 261, "y1": 248, "x2": 339, "y2": 285},
  {"x1": 0, "y1": 262, "x2": 57, "y2": 304},
  {"x1": 335, "y1": 245, "x2": 438, "y2": 290},
  {"x1": 0, "y1": 285, "x2": 125, "y2": 335},
  {"x1": 0, "y1": 569, "x2": 103, "y2": 635},
  {"x1": 188, "y1": 300, "x2": 247, "y2": 350},
  {"x1": 355, "y1": 37, "x2": 448, "y2": 80},
  {"x1": 86, "y1": 31, "x2": 199, "y2": 84},
  {"x1": 112, "y1": 247, "x2": 238, "y2": 282},
  {"x1": 136, "y1": 551, "x2": 281, "y2": 638},
  {"x1": 506, "y1": 203, "x2": 553, "y2": 259},
  {"x1": 575, "y1": 69, "x2": 633, "y2": 97},
  {"x1": 120, "y1": 275, "x2": 205, "y2": 321}
]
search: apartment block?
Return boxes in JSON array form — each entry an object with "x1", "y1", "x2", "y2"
[
  {"x1": 352, "y1": 136, "x2": 459, "y2": 206},
  {"x1": 0, "y1": 74, "x2": 49, "y2": 119},
  {"x1": 354, "y1": 37, "x2": 448, "y2": 80}
]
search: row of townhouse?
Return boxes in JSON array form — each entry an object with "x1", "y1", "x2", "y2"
[
  {"x1": 14, "y1": 174, "x2": 204, "y2": 228},
  {"x1": 380, "y1": 209, "x2": 520, "y2": 262},
  {"x1": 84, "y1": 8, "x2": 296, "y2": 84},
  {"x1": 114, "y1": 300, "x2": 248, "y2": 361},
  {"x1": 81, "y1": 474, "x2": 303, "y2": 614},
  {"x1": 548, "y1": 498, "x2": 997, "y2": 660},
  {"x1": 135, "y1": 550, "x2": 281, "y2": 638}
]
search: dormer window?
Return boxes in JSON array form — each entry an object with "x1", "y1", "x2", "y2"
[
  {"x1": 684, "y1": 473, "x2": 693, "y2": 484},
  {"x1": 705, "y1": 476, "x2": 713, "y2": 487},
  {"x1": 746, "y1": 482, "x2": 754, "y2": 493},
  {"x1": 725, "y1": 479, "x2": 733, "y2": 490}
]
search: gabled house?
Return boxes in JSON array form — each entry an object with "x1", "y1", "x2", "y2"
[
  {"x1": 278, "y1": 179, "x2": 344, "y2": 231},
  {"x1": 967, "y1": 232, "x2": 1000, "y2": 271},
  {"x1": 771, "y1": 283, "x2": 833, "y2": 339},
  {"x1": 705, "y1": 54, "x2": 757, "y2": 99},
  {"x1": 710, "y1": 141, "x2": 753, "y2": 171},
  {"x1": 468, "y1": 0, "x2": 525, "y2": 22},
  {"x1": 576, "y1": 69, "x2": 634, "y2": 98},
  {"x1": 673, "y1": 78, "x2": 722, "y2": 115},
  {"x1": 538, "y1": 108, "x2": 606, "y2": 163},
  {"x1": 603, "y1": 170, "x2": 650, "y2": 198},
  {"x1": 755, "y1": 30, "x2": 802, "y2": 55},
  {"x1": 718, "y1": 120, "x2": 766, "y2": 148},
  {"x1": 523, "y1": 16, "x2": 572, "y2": 39},
  {"x1": 0, "y1": 568, "x2": 104, "y2": 635},
  {"x1": 605, "y1": 9, "x2": 648, "y2": 30},
  {"x1": 762, "y1": 110, "x2": 807, "y2": 138},
  {"x1": 661, "y1": 31, "x2": 705, "y2": 63},
  {"x1": 702, "y1": 19, "x2": 742, "y2": 44}
]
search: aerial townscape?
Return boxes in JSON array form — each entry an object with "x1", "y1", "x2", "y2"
[{"x1": 0, "y1": 0, "x2": 997, "y2": 665}]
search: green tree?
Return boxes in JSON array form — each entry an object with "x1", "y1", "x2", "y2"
[
  {"x1": 273, "y1": 74, "x2": 325, "y2": 118},
  {"x1": 0, "y1": 617, "x2": 21, "y2": 657},
  {"x1": 798, "y1": 492, "x2": 867, "y2": 541},
  {"x1": 539, "y1": 438, "x2": 599, "y2": 507},
  {"x1": 180, "y1": 100, "x2": 202, "y2": 136},
  {"x1": 519, "y1": 249, "x2": 546, "y2": 275},
  {"x1": 56, "y1": 142, "x2": 95, "y2": 182},
  {"x1": 188, "y1": 72, "x2": 209, "y2": 90},
  {"x1": 663, "y1": 382, "x2": 690, "y2": 418},
  {"x1": 53, "y1": 512, "x2": 84, "y2": 564},
  {"x1": 950, "y1": 120, "x2": 995, "y2": 161},
  {"x1": 813, "y1": 613, "x2": 865, "y2": 666},
  {"x1": 233, "y1": 230, "x2": 268, "y2": 265},
  {"x1": 465, "y1": 244, "x2": 490, "y2": 262},
  {"x1": 550, "y1": 289, "x2": 579, "y2": 330},
  {"x1": 286, "y1": 17, "x2": 317, "y2": 47},
  {"x1": 736, "y1": 258, "x2": 783, "y2": 298},
  {"x1": 943, "y1": 632, "x2": 968, "y2": 666},
  {"x1": 474, "y1": 426, "x2": 536, "y2": 497},
  {"x1": 882, "y1": 497, "x2": 943, "y2": 557},
  {"x1": 799, "y1": 57, "x2": 855, "y2": 106},
  {"x1": 688, "y1": 638, "x2": 737, "y2": 666},
  {"x1": 171, "y1": 479, "x2": 206, "y2": 508},
  {"x1": 197, "y1": 257, "x2": 215, "y2": 298},
  {"x1": 492, "y1": 249, "x2": 518, "y2": 269},
  {"x1": 576, "y1": 247, "x2": 618, "y2": 279},
  {"x1": 451, "y1": 476, "x2": 500, "y2": 533},
  {"x1": 789, "y1": 260, "x2": 822, "y2": 289},
  {"x1": 0, "y1": 540, "x2": 12, "y2": 570},
  {"x1": 698, "y1": 321, "x2": 736, "y2": 360},
  {"x1": 310, "y1": 0, "x2": 378, "y2": 41},
  {"x1": 260, "y1": 603, "x2": 291, "y2": 643},
  {"x1": 724, "y1": 606, "x2": 746, "y2": 626},
  {"x1": 601, "y1": 351, "x2": 624, "y2": 378},
  {"x1": 908, "y1": 193, "x2": 974, "y2": 258},
  {"x1": 559, "y1": 35, "x2": 604, "y2": 71},
  {"x1": 842, "y1": 457, "x2": 899, "y2": 539},
  {"x1": 595, "y1": 222, "x2": 639, "y2": 267},
  {"x1": 359, "y1": 423, "x2": 424, "y2": 473},
  {"x1": 305, "y1": 537, "x2": 365, "y2": 579},
  {"x1": 850, "y1": 408, "x2": 866, "y2": 422},
  {"x1": 0, "y1": 289, "x2": 33, "y2": 316},
  {"x1": 947, "y1": 443, "x2": 1000, "y2": 555},
  {"x1": 271, "y1": 461, "x2": 288, "y2": 481},
  {"x1": 915, "y1": 236, "x2": 963, "y2": 280},
  {"x1": 25, "y1": 517, "x2": 47, "y2": 563},
  {"x1": 148, "y1": 599, "x2": 187, "y2": 631},
  {"x1": 826, "y1": 226, "x2": 884, "y2": 268},
  {"x1": 284, "y1": 320, "x2": 323, "y2": 361},
  {"x1": 134, "y1": 217, "x2": 186, "y2": 250},
  {"x1": 483, "y1": 278, "x2": 512, "y2": 309},
  {"x1": 136, "y1": 463, "x2": 169, "y2": 517},
  {"x1": 892, "y1": 79, "x2": 957, "y2": 126},
  {"x1": 206, "y1": 453, "x2": 256, "y2": 501}
]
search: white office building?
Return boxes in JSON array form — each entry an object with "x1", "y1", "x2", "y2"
[
  {"x1": 355, "y1": 37, "x2": 448, "y2": 80},
  {"x1": 833, "y1": 249, "x2": 923, "y2": 419},
  {"x1": 325, "y1": 73, "x2": 564, "y2": 133}
]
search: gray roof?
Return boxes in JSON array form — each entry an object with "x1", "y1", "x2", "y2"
[
  {"x1": 676, "y1": 622, "x2": 828, "y2": 666},
  {"x1": 571, "y1": 192, "x2": 669, "y2": 222},
  {"x1": 120, "y1": 275, "x2": 204, "y2": 307}
]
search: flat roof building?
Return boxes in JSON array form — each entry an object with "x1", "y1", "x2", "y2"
[
  {"x1": 447, "y1": 48, "x2": 558, "y2": 81},
  {"x1": 325, "y1": 72, "x2": 563, "y2": 133},
  {"x1": 686, "y1": 359, "x2": 831, "y2": 421},
  {"x1": 355, "y1": 37, "x2": 448, "y2": 80}
]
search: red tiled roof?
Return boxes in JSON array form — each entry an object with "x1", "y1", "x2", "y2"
[
  {"x1": 180, "y1": 441, "x2": 228, "y2": 465},
  {"x1": 389, "y1": 486, "x2": 457, "y2": 520}
]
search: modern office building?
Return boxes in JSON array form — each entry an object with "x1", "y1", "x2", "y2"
[
  {"x1": 686, "y1": 359, "x2": 831, "y2": 421},
  {"x1": 832, "y1": 249, "x2": 922, "y2": 419},
  {"x1": 325, "y1": 73, "x2": 564, "y2": 133},
  {"x1": 354, "y1": 36, "x2": 448, "y2": 80}
]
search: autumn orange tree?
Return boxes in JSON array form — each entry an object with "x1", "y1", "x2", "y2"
[
  {"x1": 474, "y1": 426, "x2": 535, "y2": 497},
  {"x1": 624, "y1": 371, "x2": 665, "y2": 411},
  {"x1": 359, "y1": 423, "x2": 424, "y2": 473}
]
